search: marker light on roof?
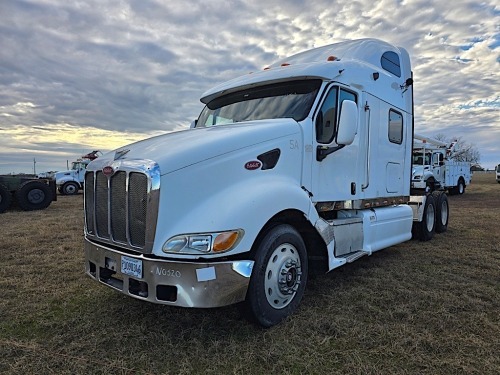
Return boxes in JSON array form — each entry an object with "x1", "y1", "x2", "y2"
[
  {"x1": 327, "y1": 55, "x2": 337, "y2": 61},
  {"x1": 281, "y1": 63, "x2": 290, "y2": 66}
]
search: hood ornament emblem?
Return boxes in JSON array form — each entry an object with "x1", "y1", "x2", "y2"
[
  {"x1": 114, "y1": 149, "x2": 130, "y2": 160},
  {"x1": 102, "y1": 165, "x2": 114, "y2": 176}
]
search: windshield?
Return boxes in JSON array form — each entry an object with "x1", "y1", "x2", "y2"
[
  {"x1": 71, "y1": 162, "x2": 87, "y2": 170},
  {"x1": 413, "y1": 152, "x2": 431, "y2": 165},
  {"x1": 197, "y1": 79, "x2": 322, "y2": 127}
]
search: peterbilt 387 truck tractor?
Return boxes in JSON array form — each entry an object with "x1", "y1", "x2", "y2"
[{"x1": 83, "y1": 39, "x2": 449, "y2": 327}]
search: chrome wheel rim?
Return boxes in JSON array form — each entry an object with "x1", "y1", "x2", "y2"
[
  {"x1": 264, "y1": 243, "x2": 302, "y2": 309},
  {"x1": 440, "y1": 200, "x2": 448, "y2": 225},
  {"x1": 426, "y1": 204, "x2": 435, "y2": 232}
]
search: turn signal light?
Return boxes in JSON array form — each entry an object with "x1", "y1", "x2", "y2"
[{"x1": 213, "y1": 231, "x2": 241, "y2": 252}]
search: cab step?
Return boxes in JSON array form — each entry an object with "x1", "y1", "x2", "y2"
[{"x1": 339, "y1": 250, "x2": 370, "y2": 263}]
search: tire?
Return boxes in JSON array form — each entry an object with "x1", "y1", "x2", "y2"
[
  {"x1": 0, "y1": 183, "x2": 12, "y2": 213},
  {"x1": 433, "y1": 191, "x2": 449, "y2": 233},
  {"x1": 243, "y1": 224, "x2": 308, "y2": 327},
  {"x1": 15, "y1": 180, "x2": 53, "y2": 211},
  {"x1": 457, "y1": 178, "x2": 465, "y2": 195},
  {"x1": 61, "y1": 181, "x2": 79, "y2": 195},
  {"x1": 449, "y1": 178, "x2": 465, "y2": 195},
  {"x1": 412, "y1": 194, "x2": 436, "y2": 241}
]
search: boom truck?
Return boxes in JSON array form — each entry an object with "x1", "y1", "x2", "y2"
[
  {"x1": 411, "y1": 134, "x2": 471, "y2": 194},
  {"x1": 83, "y1": 39, "x2": 450, "y2": 327}
]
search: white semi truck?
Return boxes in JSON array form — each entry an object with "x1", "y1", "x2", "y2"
[
  {"x1": 411, "y1": 134, "x2": 471, "y2": 194},
  {"x1": 84, "y1": 39, "x2": 450, "y2": 327}
]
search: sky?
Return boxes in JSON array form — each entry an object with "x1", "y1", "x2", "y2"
[{"x1": 0, "y1": 0, "x2": 498, "y2": 174}]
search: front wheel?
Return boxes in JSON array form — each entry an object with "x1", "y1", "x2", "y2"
[
  {"x1": 61, "y1": 181, "x2": 79, "y2": 195},
  {"x1": 243, "y1": 224, "x2": 308, "y2": 327}
]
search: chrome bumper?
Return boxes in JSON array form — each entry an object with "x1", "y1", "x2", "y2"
[
  {"x1": 411, "y1": 180, "x2": 426, "y2": 189},
  {"x1": 84, "y1": 239, "x2": 254, "y2": 308}
]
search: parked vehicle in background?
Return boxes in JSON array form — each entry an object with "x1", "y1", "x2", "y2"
[
  {"x1": 496, "y1": 164, "x2": 500, "y2": 183},
  {"x1": 55, "y1": 150, "x2": 101, "y2": 195},
  {"x1": 83, "y1": 39, "x2": 451, "y2": 327},
  {"x1": 411, "y1": 134, "x2": 471, "y2": 195},
  {"x1": 0, "y1": 174, "x2": 56, "y2": 213}
]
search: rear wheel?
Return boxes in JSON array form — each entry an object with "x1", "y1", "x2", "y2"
[
  {"x1": 412, "y1": 194, "x2": 436, "y2": 241},
  {"x1": 433, "y1": 191, "x2": 449, "y2": 233},
  {"x1": 457, "y1": 178, "x2": 465, "y2": 195},
  {"x1": 243, "y1": 224, "x2": 308, "y2": 327},
  {"x1": 15, "y1": 180, "x2": 53, "y2": 211},
  {"x1": 0, "y1": 183, "x2": 12, "y2": 213},
  {"x1": 449, "y1": 178, "x2": 466, "y2": 195}
]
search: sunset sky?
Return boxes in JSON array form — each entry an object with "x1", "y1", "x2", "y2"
[{"x1": 0, "y1": 0, "x2": 498, "y2": 174}]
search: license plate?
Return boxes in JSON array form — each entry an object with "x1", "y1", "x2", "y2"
[{"x1": 121, "y1": 256, "x2": 143, "y2": 278}]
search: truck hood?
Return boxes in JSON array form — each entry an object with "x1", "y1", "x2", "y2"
[
  {"x1": 411, "y1": 165, "x2": 429, "y2": 177},
  {"x1": 89, "y1": 119, "x2": 301, "y2": 175},
  {"x1": 55, "y1": 170, "x2": 76, "y2": 179}
]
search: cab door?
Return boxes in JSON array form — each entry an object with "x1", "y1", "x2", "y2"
[{"x1": 311, "y1": 85, "x2": 361, "y2": 203}]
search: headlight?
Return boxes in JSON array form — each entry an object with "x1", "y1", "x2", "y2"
[
  {"x1": 163, "y1": 230, "x2": 244, "y2": 255},
  {"x1": 414, "y1": 175, "x2": 422, "y2": 180}
]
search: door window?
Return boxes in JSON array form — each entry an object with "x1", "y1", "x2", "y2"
[{"x1": 316, "y1": 87, "x2": 357, "y2": 144}]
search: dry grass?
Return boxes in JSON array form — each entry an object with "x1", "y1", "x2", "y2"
[{"x1": 1, "y1": 173, "x2": 499, "y2": 374}]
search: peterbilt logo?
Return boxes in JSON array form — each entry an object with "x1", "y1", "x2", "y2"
[
  {"x1": 244, "y1": 161, "x2": 261, "y2": 170},
  {"x1": 102, "y1": 165, "x2": 114, "y2": 176}
]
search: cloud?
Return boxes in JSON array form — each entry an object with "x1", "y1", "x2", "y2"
[{"x1": 0, "y1": 0, "x2": 498, "y2": 172}]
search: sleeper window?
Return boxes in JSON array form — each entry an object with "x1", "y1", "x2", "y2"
[{"x1": 388, "y1": 110, "x2": 403, "y2": 144}]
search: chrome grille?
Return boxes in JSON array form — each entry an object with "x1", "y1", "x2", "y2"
[
  {"x1": 95, "y1": 172, "x2": 109, "y2": 238},
  {"x1": 84, "y1": 173, "x2": 95, "y2": 235},
  {"x1": 110, "y1": 171, "x2": 127, "y2": 243},
  {"x1": 84, "y1": 161, "x2": 160, "y2": 253},
  {"x1": 129, "y1": 173, "x2": 148, "y2": 247}
]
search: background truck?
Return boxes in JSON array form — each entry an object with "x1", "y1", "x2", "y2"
[
  {"x1": 83, "y1": 39, "x2": 450, "y2": 327},
  {"x1": 411, "y1": 134, "x2": 471, "y2": 194},
  {"x1": 0, "y1": 174, "x2": 56, "y2": 213},
  {"x1": 55, "y1": 150, "x2": 101, "y2": 195}
]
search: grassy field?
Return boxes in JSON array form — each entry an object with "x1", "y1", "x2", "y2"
[{"x1": 0, "y1": 173, "x2": 499, "y2": 374}]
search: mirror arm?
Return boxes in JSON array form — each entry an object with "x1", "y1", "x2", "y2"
[{"x1": 316, "y1": 145, "x2": 345, "y2": 161}]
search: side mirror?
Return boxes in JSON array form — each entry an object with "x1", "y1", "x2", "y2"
[
  {"x1": 439, "y1": 153, "x2": 444, "y2": 166},
  {"x1": 190, "y1": 120, "x2": 198, "y2": 129},
  {"x1": 336, "y1": 100, "x2": 358, "y2": 145},
  {"x1": 316, "y1": 100, "x2": 358, "y2": 162}
]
